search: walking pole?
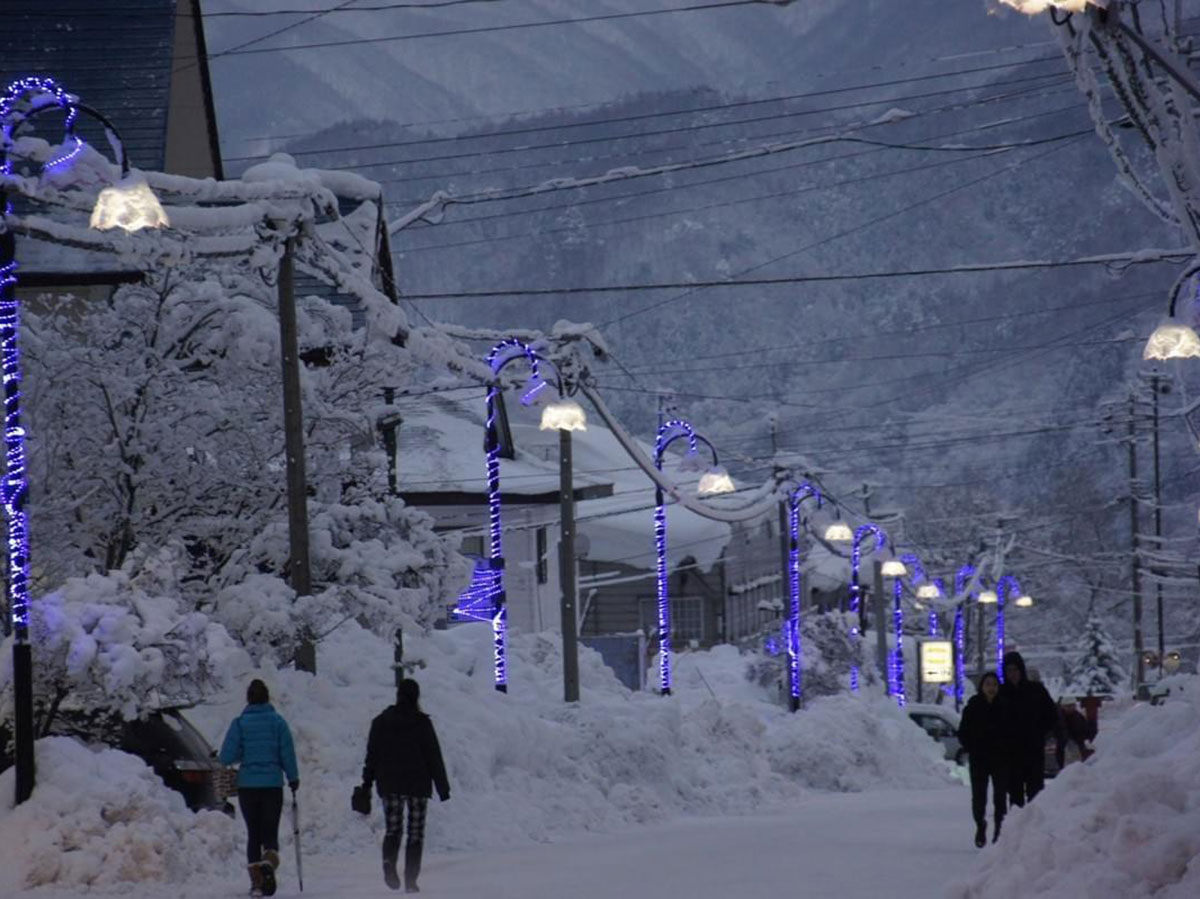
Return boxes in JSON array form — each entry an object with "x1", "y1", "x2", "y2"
[{"x1": 291, "y1": 787, "x2": 304, "y2": 892}]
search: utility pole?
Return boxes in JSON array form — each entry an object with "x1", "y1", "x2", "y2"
[
  {"x1": 1128, "y1": 391, "x2": 1145, "y2": 690},
  {"x1": 278, "y1": 235, "x2": 316, "y2": 674},
  {"x1": 873, "y1": 559, "x2": 888, "y2": 690},
  {"x1": 558, "y1": 428, "x2": 580, "y2": 703},
  {"x1": 1150, "y1": 374, "x2": 1166, "y2": 676}
]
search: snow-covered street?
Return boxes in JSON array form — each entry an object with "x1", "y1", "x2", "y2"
[{"x1": 30, "y1": 786, "x2": 977, "y2": 899}]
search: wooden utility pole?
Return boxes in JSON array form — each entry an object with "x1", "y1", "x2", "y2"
[
  {"x1": 1128, "y1": 391, "x2": 1144, "y2": 690},
  {"x1": 558, "y1": 429, "x2": 580, "y2": 703},
  {"x1": 278, "y1": 236, "x2": 316, "y2": 674}
]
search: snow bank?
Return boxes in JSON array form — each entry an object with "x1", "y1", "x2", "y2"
[
  {"x1": 1, "y1": 622, "x2": 952, "y2": 889},
  {"x1": 0, "y1": 737, "x2": 237, "y2": 892},
  {"x1": 187, "y1": 624, "x2": 953, "y2": 859},
  {"x1": 947, "y1": 675, "x2": 1200, "y2": 899}
]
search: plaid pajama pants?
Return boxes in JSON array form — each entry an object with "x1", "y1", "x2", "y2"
[{"x1": 382, "y1": 794, "x2": 428, "y2": 846}]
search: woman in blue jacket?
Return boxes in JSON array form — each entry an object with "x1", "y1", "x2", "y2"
[{"x1": 220, "y1": 679, "x2": 299, "y2": 898}]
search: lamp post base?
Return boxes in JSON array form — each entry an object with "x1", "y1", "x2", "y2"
[{"x1": 13, "y1": 641, "x2": 34, "y2": 804}]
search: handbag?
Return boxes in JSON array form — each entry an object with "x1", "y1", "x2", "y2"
[{"x1": 351, "y1": 783, "x2": 372, "y2": 815}]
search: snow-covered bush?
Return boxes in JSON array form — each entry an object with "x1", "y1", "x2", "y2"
[
  {"x1": 744, "y1": 611, "x2": 864, "y2": 702},
  {"x1": 0, "y1": 569, "x2": 247, "y2": 756}
]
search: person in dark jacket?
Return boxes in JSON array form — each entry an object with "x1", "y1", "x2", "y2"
[
  {"x1": 362, "y1": 678, "x2": 450, "y2": 893},
  {"x1": 1055, "y1": 697, "x2": 1097, "y2": 768},
  {"x1": 958, "y1": 672, "x2": 1010, "y2": 847},
  {"x1": 220, "y1": 679, "x2": 299, "y2": 898},
  {"x1": 1000, "y1": 651, "x2": 1058, "y2": 807}
]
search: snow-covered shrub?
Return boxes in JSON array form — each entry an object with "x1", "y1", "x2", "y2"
[
  {"x1": 744, "y1": 611, "x2": 864, "y2": 703},
  {"x1": 0, "y1": 569, "x2": 247, "y2": 756}
]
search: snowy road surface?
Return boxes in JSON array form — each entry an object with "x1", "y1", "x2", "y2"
[{"x1": 36, "y1": 786, "x2": 980, "y2": 898}]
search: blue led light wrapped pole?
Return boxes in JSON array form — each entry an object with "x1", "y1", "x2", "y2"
[
  {"x1": 785, "y1": 482, "x2": 821, "y2": 711},
  {"x1": 653, "y1": 419, "x2": 724, "y2": 695},
  {"x1": 1, "y1": 76, "x2": 88, "y2": 805},
  {"x1": 995, "y1": 574, "x2": 1023, "y2": 682},
  {"x1": 953, "y1": 564, "x2": 976, "y2": 707},
  {"x1": 848, "y1": 524, "x2": 886, "y2": 692},
  {"x1": 891, "y1": 577, "x2": 905, "y2": 707}
]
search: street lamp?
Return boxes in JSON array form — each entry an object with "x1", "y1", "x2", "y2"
[
  {"x1": 653, "y1": 418, "x2": 733, "y2": 695},
  {"x1": 952, "y1": 563, "x2": 977, "y2": 710},
  {"x1": 540, "y1": 375, "x2": 587, "y2": 704},
  {"x1": 881, "y1": 556, "x2": 907, "y2": 706},
  {"x1": 824, "y1": 521, "x2": 853, "y2": 543},
  {"x1": 995, "y1": 575, "x2": 1028, "y2": 681},
  {"x1": 784, "y1": 481, "x2": 822, "y2": 711},
  {"x1": 1, "y1": 76, "x2": 166, "y2": 805},
  {"x1": 848, "y1": 523, "x2": 887, "y2": 692}
]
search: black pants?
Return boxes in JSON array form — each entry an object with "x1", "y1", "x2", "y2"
[
  {"x1": 382, "y1": 795, "x2": 429, "y2": 888},
  {"x1": 969, "y1": 759, "x2": 1007, "y2": 827},
  {"x1": 1007, "y1": 750, "x2": 1045, "y2": 808},
  {"x1": 238, "y1": 787, "x2": 283, "y2": 864}
]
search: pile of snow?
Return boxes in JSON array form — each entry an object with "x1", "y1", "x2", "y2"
[
  {"x1": 1, "y1": 622, "x2": 953, "y2": 888},
  {"x1": 949, "y1": 675, "x2": 1200, "y2": 898},
  {"x1": 0, "y1": 737, "x2": 237, "y2": 892}
]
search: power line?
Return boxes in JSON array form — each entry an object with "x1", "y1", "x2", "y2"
[
  {"x1": 217, "y1": 0, "x2": 777, "y2": 57},
  {"x1": 228, "y1": 55, "x2": 1070, "y2": 164}
]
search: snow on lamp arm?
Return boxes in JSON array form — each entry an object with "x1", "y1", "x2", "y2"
[
  {"x1": 848, "y1": 524, "x2": 887, "y2": 692},
  {"x1": 785, "y1": 482, "x2": 822, "y2": 711},
  {"x1": 653, "y1": 418, "x2": 728, "y2": 695}
]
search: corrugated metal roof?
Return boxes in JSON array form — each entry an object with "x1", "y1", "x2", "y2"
[{"x1": 1, "y1": 1, "x2": 177, "y2": 173}]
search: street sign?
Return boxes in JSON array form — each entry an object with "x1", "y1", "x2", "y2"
[{"x1": 920, "y1": 639, "x2": 954, "y2": 684}]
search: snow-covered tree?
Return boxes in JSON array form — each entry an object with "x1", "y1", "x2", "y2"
[
  {"x1": 1065, "y1": 610, "x2": 1128, "y2": 697},
  {"x1": 0, "y1": 559, "x2": 247, "y2": 760}
]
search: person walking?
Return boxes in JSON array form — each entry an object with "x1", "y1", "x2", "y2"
[
  {"x1": 1000, "y1": 650, "x2": 1058, "y2": 807},
  {"x1": 958, "y1": 672, "x2": 1010, "y2": 847},
  {"x1": 361, "y1": 678, "x2": 450, "y2": 893},
  {"x1": 220, "y1": 679, "x2": 300, "y2": 898}
]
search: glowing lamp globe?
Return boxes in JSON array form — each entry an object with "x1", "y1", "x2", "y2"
[
  {"x1": 824, "y1": 522, "x2": 853, "y2": 543},
  {"x1": 1143, "y1": 320, "x2": 1200, "y2": 360},
  {"x1": 697, "y1": 466, "x2": 735, "y2": 497},
  {"x1": 881, "y1": 559, "x2": 907, "y2": 577},
  {"x1": 916, "y1": 583, "x2": 941, "y2": 600},
  {"x1": 1163, "y1": 650, "x2": 1182, "y2": 674},
  {"x1": 996, "y1": 1, "x2": 1093, "y2": 13},
  {"x1": 978, "y1": 590, "x2": 998, "y2": 604},
  {"x1": 89, "y1": 174, "x2": 169, "y2": 232},
  {"x1": 539, "y1": 398, "x2": 587, "y2": 431},
  {"x1": 1015, "y1": 595, "x2": 1034, "y2": 608}
]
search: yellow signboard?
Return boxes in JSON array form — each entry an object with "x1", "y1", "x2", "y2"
[{"x1": 920, "y1": 639, "x2": 954, "y2": 684}]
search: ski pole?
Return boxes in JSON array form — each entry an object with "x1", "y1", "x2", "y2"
[{"x1": 291, "y1": 787, "x2": 303, "y2": 892}]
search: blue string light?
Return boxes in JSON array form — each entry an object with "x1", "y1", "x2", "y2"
[
  {"x1": 477, "y1": 338, "x2": 548, "y2": 692},
  {"x1": 1, "y1": 77, "x2": 78, "y2": 642},
  {"x1": 928, "y1": 578, "x2": 944, "y2": 637},
  {"x1": 786, "y1": 482, "x2": 821, "y2": 710},
  {"x1": 848, "y1": 524, "x2": 886, "y2": 692},
  {"x1": 953, "y1": 564, "x2": 975, "y2": 703},
  {"x1": 995, "y1": 574, "x2": 1022, "y2": 682},
  {"x1": 892, "y1": 577, "x2": 905, "y2": 707}
]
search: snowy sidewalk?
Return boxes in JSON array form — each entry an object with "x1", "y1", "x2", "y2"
[{"x1": 257, "y1": 787, "x2": 975, "y2": 899}]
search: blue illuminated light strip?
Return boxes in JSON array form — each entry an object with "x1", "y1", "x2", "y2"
[
  {"x1": 479, "y1": 337, "x2": 545, "y2": 692},
  {"x1": 892, "y1": 577, "x2": 905, "y2": 707},
  {"x1": 786, "y1": 483, "x2": 820, "y2": 708},
  {"x1": 1, "y1": 77, "x2": 76, "y2": 640},
  {"x1": 848, "y1": 524, "x2": 886, "y2": 692},
  {"x1": 928, "y1": 578, "x2": 944, "y2": 637},
  {"x1": 954, "y1": 565, "x2": 974, "y2": 703},
  {"x1": 44, "y1": 105, "x2": 81, "y2": 172},
  {"x1": 995, "y1": 575, "x2": 1021, "y2": 682}
]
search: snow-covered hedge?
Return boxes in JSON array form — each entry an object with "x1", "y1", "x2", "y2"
[{"x1": 949, "y1": 675, "x2": 1200, "y2": 898}]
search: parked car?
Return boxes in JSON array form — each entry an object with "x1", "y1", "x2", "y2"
[
  {"x1": 906, "y1": 703, "x2": 966, "y2": 765},
  {"x1": 3, "y1": 708, "x2": 234, "y2": 814}
]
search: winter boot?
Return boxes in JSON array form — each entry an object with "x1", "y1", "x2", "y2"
[
  {"x1": 404, "y1": 841, "x2": 424, "y2": 893},
  {"x1": 973, "y1": 822, "x2": 986, "y2": 848},
  {"x1": 992, "y1": 818, "x2": 1003, "y2": 844},
  {"x1": 247, "y1": 863, "x2": 264, "y2": 898},
  {"x1": 263, "y1": 849, "x2": 280, "y2": 872},
  {"x1": 383, "y1": 834, "x2": 401, "y2": 890},
  {"x1": 257, "y1": 861, "x2": 277, "y2": 898}
]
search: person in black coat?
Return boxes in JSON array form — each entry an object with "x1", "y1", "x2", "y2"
[
  {"x1": 362, "y1": 678, "x2": 450, "y2": 893},
  {"x1": 1000, "y1": 650, "x2": 1058, "y2": 807},
  {"x1": 958, "y1": 672, "x2": 1010, "y2": 847}
]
